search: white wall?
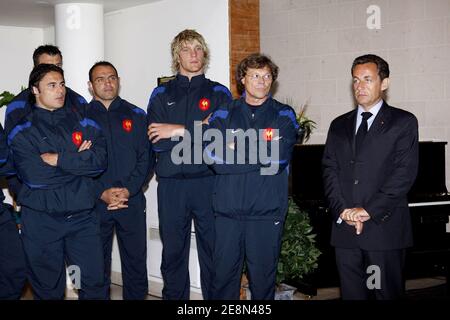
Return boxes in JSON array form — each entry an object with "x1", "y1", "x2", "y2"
[
  {"x1": 103, "y1": 0, "x2": 230, "y2": 296},
  {"x1": 0, "y1": 25, "x2": 44, "y2": 204},
  {"x1": 43, "y1": 26, "x2": 55, "y2": 46},
  {"x1": 0, "y1": 26, "x2": 43, "y2": 95},
  {"x1": 104, "y1": 0, "x2": 230, "y2": 109},
  {"x1": 261, "y1": 0, "x2": 450, "y2": 188}
]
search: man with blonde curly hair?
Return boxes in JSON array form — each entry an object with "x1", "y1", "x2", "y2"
[
  {"x1": 170, "y1": 29, "x2": 210, "y2": 74},
  {"x1": 147, "y1": 29, "x2": 232, "y2": 300}
]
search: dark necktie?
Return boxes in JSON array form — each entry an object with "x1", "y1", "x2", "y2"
[{"x1": 355, "y1": 112, "x2": 372, "y2": 153}]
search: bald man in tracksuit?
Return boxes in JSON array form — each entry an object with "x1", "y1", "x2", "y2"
[
  {"x1": 87, "y1": 61, "x2": 151, "y2": 300},
  {"x1": 9, "y1": 64, "x2": 107, "y2": 299}
]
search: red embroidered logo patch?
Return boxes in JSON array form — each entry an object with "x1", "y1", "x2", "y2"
[
  {"x1": 72, "y1": 131, "x2": 83, "y2": 147},
  {"x1": 199, "y1": 98, "x2": 210, "y2": 111},
  {"x1": 122, "y1": 119, "x2": 132, "y2": 132},
  {"x1": 264, "y1": 128, "x2": 273, "y2": 141}
]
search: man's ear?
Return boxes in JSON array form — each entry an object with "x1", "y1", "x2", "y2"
[
  {"x1": 87, "y1": 81, "x2": 94, "y2": 97},
  {"x1": 381, "y1": 77, "x2": 390, "y2": 92},
  {"x1": 32, "y1": 86, "x2": 39, "y2": 95},
  {"x1": 241, "y1": 77, "x2": 246, "y2": 87}
]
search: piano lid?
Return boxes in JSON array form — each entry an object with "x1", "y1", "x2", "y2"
[{"x1": 291, "y1": 141, "x2": 450, "y2": 204}]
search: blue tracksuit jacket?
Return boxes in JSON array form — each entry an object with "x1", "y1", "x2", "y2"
[
  {"x1": 205, "y1": 97, "x2": 299, "y2": 221},
  {"x1": 87, "y1": 97, "x2": 151, "y2": 199},
  {"x1": 8, "y1": 105, "x2": 107, "y2": 214},
  {"x1": 4, "y1": 87, "x2": 87, "y2": 198},
  {"x1": 0, "y1": 124, "x2": 11, "y2": 225},
  {"x1": 0, "y1": 122, "x2": 27, "y2": 300},
  {"x1": 147, "y1": 73, "x2": 232, "y2": 178}
]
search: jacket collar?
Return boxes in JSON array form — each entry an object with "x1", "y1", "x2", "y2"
[
  {"x1": 32, "y1": 104, "x2": 67, "y2": 124},
  {"x1": 175, "y1": 73, "x2": 206, "y2": 88},
  {"x1": 89, "y1": 96, "x2": 122, "y2": 112},
  {"x1": 346, "y1": 100, "x2": 391, "y2": 153},
  {"x1": 240, "y1": 96, "x2": 272, "y2": 117}
]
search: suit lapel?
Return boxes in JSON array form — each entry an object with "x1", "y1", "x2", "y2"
[
  {"x1": 346, "y1": 110, "x2": 357, "y2": 155},
  {"x1": 366, "y1": 101, "x2": 391, "y2": 139},
  {"x1": 349, "y1": 101, "x2": 391, "y2": 156}
]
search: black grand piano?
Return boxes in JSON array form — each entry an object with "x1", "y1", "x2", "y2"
[{"x1": 290, "y1": 141, "x2": 450, "y2": 295}]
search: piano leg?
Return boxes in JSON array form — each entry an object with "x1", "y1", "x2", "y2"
[{"x1": 446, "y1": 254, "x2": 450, "y2": 294}]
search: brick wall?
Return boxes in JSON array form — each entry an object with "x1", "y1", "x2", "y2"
[{"x1": 229, "y1": 0, "x2": 260, "y2": 97}]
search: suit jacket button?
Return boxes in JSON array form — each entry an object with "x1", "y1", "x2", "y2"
[
  {"x1": 350, "y1": 160, "x2": 355, "y2": 164},
  {"x1": 354, "y1": 179, "x2": 359, "y2": 185}
]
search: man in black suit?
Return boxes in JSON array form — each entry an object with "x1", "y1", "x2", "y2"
[{"x1": 322, "y1": 54, "x2": 419, "y2": 300}]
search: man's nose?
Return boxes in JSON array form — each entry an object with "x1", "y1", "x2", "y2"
[
  {"x1": 255, "y1": 76, "x2": 266, "y2": 84},
  {"x1": 356, "y1": 82, "x2": 366, "y2": 91}
]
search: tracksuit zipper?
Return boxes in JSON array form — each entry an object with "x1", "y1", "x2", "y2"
[
  {"x1": 180, "y1": 82, "x2": 191, "y2": 178},
  {"x1": 106, "y1": 109, "x2": 117, "y2": 179}
]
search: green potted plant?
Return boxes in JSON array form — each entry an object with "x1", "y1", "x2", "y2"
[
  {"x1": 0, "y1": 90, "x2": 15, "y2": 108},
  {"x1": 285, "y1": 98, "x2": 316, "y2": 144},
  {"x1": 275, "y1": 197, "x2": 321, "y2": 299},
  {"x1": 297, "y1": 113, "x2": 316, "y2": 144}
]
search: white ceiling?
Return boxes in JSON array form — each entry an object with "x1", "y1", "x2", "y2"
[{"x1": 0, "y1": 0, "x2": 161, "y2": 28}]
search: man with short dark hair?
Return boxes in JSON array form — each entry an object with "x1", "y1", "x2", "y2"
[
  {"x1": 32, "y1": 44, "x2": 63, "y2": 67},
  {"x1": 5, "y1": 44, "x2": 86, "y2": 137},
  {"x1": 5, "y1": 44, "x2": 87, "y2": 208},
  {"x1": 1, "y1": 45, "x2": 88, "y2": 298},
  {"x1": 322, "y1": 54, "x2": 419, "y2": 300},
  {"x1": 9, "y1": 64, "x2": 107, "y2": 299},
  {"x1": 87, "y1": 61, "x2": 151, "y2": 300}
]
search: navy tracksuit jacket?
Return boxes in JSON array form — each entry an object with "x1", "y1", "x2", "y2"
[
  {"x1": 5, "y1": 87, "x2": 87, "y2": 200},
  {"x1": 147, "y1": 73, "x2": 231, "y2": 300},
  {"x1": 205, "y1": 97, "x2": 299, "y2": 300},
  {"x1": 8, "y1": 104, "x2": 107, "y2": 299},
  {"x1": 0, "y1": 123, "x2": 26, "y2": 299},
  {"x1": 88, "y1": 97, "x2": 151, "y2": 300}
]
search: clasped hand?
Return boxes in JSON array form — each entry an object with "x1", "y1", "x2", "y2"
[
  {"x1": 340, "y1": 207, "x2": 371, "y2": 235},
  {"x1": 101, "y1": 188, "x2": 130, "y2": 211}
]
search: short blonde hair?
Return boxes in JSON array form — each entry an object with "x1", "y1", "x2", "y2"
[{"x1": 171, "y1": 29, "x2": 210, "y2": 73}]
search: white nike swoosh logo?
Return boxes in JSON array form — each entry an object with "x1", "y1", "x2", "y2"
[
  {"x1": 273, "y1": 136, "x2": 283, "y2": 141},
  {"x1": 231, "y1": 129, "x2": 241, "y2": 134},
  {"x1": 274, "y1": 221, "x2": 280, "y2": 225},
  {"x1": 167, "y1": 102, "x2": 175, "y2": 106}
]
